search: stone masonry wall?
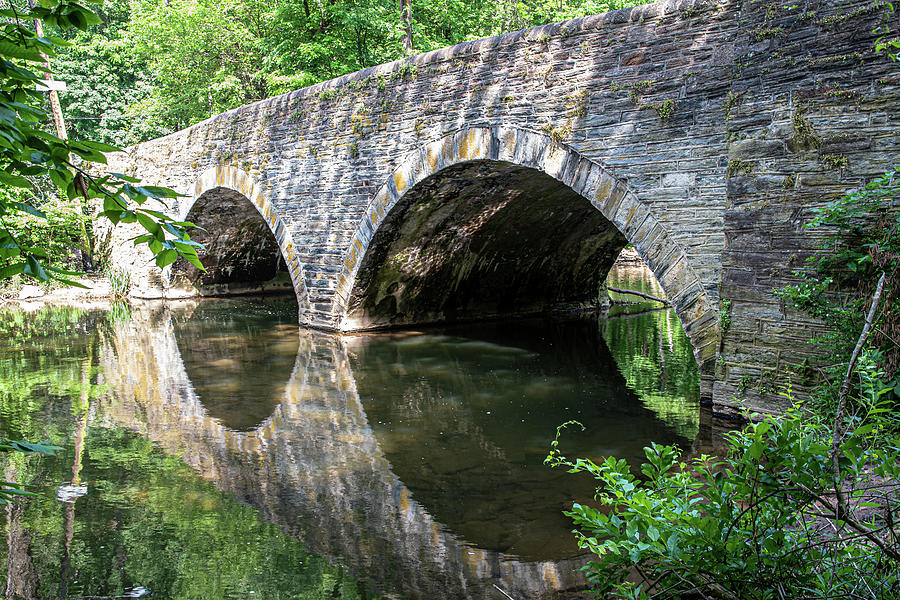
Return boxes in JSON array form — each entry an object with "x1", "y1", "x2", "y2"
[{"x1": 105, "y1": 0, "x2": 900, "y2": 414}]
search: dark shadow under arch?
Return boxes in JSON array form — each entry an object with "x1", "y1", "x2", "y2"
[
  {"x1": 171, "y1": 186, "x2": 296, "y2": 299},
  {"x1": 346, "y1": 160, "x2": 628, "y2": 328}
]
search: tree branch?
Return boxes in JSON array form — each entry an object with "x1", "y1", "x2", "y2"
[
  {"x1": 831, "y1": 271, "x2": 886, "y2": 524},
  {"x1": 608, "y1": 286, "x2": 671, "y2": 306}
]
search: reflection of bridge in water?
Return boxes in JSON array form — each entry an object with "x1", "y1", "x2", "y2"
[{"x1": 97, "y1": 304, "x2": 595, "y2": 600}]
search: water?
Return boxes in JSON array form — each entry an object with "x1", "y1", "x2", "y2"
[{"x1": 0, "y1": 266, "x2": 700, "y2": 600}]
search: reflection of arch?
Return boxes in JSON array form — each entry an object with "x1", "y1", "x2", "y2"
[
  {"x1": 187, "y1": 165, "x2": 309, "y2": 311},
  {"x1": 333, "y1": 126, "x2": 717, "y2": 367},
  {"x1": 98, "y1": 307, "x2": 588, "y2": 599}
]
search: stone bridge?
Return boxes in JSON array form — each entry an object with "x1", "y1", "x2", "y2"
[{"x1": 106, "y1": 0, "x2": 899, "y2": 415}]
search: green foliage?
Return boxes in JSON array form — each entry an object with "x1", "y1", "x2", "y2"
[
  {"x1": 105, "y1": 0, "x2": 654, "y2": 133},
  {"x1": 0, "y1": 0, "x2": 205, "y2": 286},
  {"x1": 822, "y1": 153, "x2": 849, "y2": 170},
  {"x1": 719, "y1": 299, "x2": 732, "y2": 333},
  {"x1": 779, "y1": 170, "x2": 900, "y2": 400},
  {"x1": 652, "y1": 98, "x2": 675, "y2": 120},
  {"x1": 53, "y1": 0, "x2": 171, "y2": 146},
  {"x1": 546, "y1": 400, "x2": 900, "y2": 600},
  {"x1": 106, "y1": 266, "x2": 130, "y2": 299},
  {"x1": 726, "y1": 159, "x2": 753, "y2": 177},
  {"x1": 1, "y1": 193, "x2": 90, "y2": 274},
  {"x1": 873, "y1": 2, "x2": 899, "y2": 61}
]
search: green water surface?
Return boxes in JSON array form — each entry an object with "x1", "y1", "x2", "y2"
[{"x1": 0, "y1": 266, "x2": 699, "y2": 600}]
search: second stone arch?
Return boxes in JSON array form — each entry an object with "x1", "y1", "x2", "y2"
[{"x1": 331, "y1": 126, "x2": 718, "y2": 371}]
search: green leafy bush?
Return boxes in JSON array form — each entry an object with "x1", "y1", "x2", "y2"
[
  {"x1": 1, "y1": 193, "x2": 91, "y2": 273},
  {"x1": 779, "y1": 170, "x2": 899, "y2": 415},
  {"x1": 546, "y1": 400, "x2": 900, "y2": 599}
]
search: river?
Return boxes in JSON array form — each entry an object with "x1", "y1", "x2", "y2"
[{"x1": 0, "y1": 262, "x2": 700, "y2": 600}]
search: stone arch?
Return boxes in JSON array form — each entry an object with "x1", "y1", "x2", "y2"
[
  {"x1": 182, "y1": 165, "x2": 310, "y2": 311},
  {"x1": 333, "y1": 126, "x2": 718, "y2": 370}
]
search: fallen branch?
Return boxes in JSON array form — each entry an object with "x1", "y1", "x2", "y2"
[
  {"x1": 828, "y1": 272, "x2": 897, "y2": 559},
  {"x1": 608, "y1": 286, "x2": 670, "y2": 306}
]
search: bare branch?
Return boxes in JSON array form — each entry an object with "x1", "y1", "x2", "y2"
[{"x1": 608, "y1": 286, "x2": 671, "y2": 306}]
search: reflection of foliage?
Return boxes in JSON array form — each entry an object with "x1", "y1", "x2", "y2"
[
  {"x1": 0, "y1": 308, "x2": 105, "y2": 437},
  {"x1": 602, "y1": 308, "x2": 700, "y2": 439},
  {"x1": 61, "y1": 428, "x2": 373, "y2": 600},
  {"x1": 0, "y1": 304, "x2": 376, "y2": 599},
  {"x1": 2, "y1": 406, "x2": 376, "y2": 596},
  {"x1": 3, "y1": 425, "x2": 378, "y2": 599}
]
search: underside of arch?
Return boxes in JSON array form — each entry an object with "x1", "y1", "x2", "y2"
[
  {"x1": 334, "y1": 127, "x2": 719, "y2": 370},
  {"x1": 170, "y1": 166, "x2": 309, "y2": 308},
  {"x1": 172, "y1": 186, "x2": 292, "y2": 294},
  {"x1": 346, "y1": 161, "x2": 627, "y2": 327}
]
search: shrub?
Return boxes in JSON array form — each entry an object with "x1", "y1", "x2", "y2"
[
  {"x1": 546, "y1": 398, "x2": 900, "y2": 599},
  {"x1": 778, "y1": 170, "x2": 899, "y2": 421}
]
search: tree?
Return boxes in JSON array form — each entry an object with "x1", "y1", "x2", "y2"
[
  {"x1": 0, "y1": 0, "x2": 207, "y2": 286},
  {"x1": 52, "y1": 0, "x2": 170, "y2": 147}
]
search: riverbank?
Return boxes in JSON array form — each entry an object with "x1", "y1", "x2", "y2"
[{"x1": 0, "y1": 275, "x2": 116, "y2": 310}]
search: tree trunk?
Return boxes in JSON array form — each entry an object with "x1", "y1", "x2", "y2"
[{"x1": 400, "y1": 0, "x2": 414, "y2": 55}]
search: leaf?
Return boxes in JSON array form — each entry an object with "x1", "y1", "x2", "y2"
[
  {"x1": 852, "y1": 424, "x2": 875, "y2": 437},
  {"x1": 140, "y1": 185, "x2": 181, "y2": 199},
  {"x1": 172, "y1": 239, "x2": 203, "y2": 250},
  {"x1": 136, "y1": 212, "x2": 162, "y2": 238},
  {"x1": 46, "y1": 264, "x2": 84, "y2": 277},
  {"x1": 0, "y1": 170, "x2": 33, "y2": 189},
  {"x1": 44, "y1": 36, "x2": 73, "y2": 48},
  {"x1": 10, "y1": 202, "x2": 46, "y2": 219},
  {"x1": 48, "y1": 167, "x2": 71, "y2": 190},
  {"x1": 132, "y1": 234, "x2": 154, "y2": 246},
  {"x1": 155, "y1": 248, "x2": 178, "y2": 267},
  {"x1": 748, "y1": 441, "x2": 764, "y2": 460},
  {"x1": 10, "y1": 440, "x2": 61, "y2": 454},
  {"x1": 79, "y1": 140, "x2": 120, "y2": 152},
  {"x1": 0, "y1": 40, "x2": 45, "y2": 62},
  {"x1": 23, "y1": 255, "x2": 49, "y2": 281},
  {"x1": 140, "y1": 209, "x2": 174, "y2": 221},
  {"x1": 110, "y1": 172, "x2": 141, "y2": 183},
  {"x1": 0, "y1": 262, "x2": 25, "y2": 279},
  {"x1": 69, "y1": 145, "x2": 107, "y2": 164},
  {"x1": 51, "y1": 276, "x2": 89, "y2": 288},
  {"x1": 181, "y1": 251, "x2": 206, "y2": 271}
]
